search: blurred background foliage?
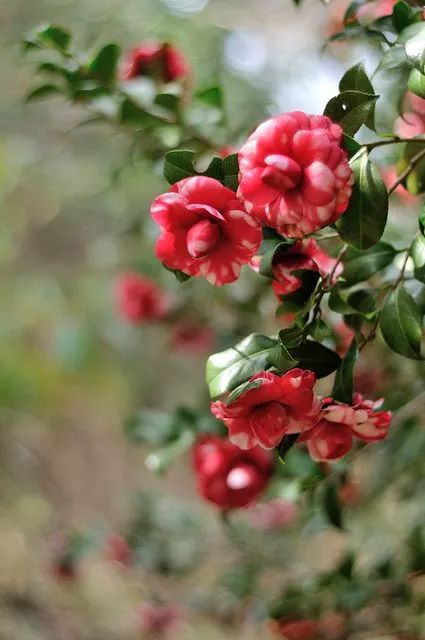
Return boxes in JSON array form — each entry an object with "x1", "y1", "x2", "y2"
[{"x1": 0, "y1": 0, "x2": 425, "y2": 638}]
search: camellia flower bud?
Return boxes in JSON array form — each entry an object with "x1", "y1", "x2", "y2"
[
  {"x1": 151, "y1": 176, "x2": 262, "y2": 286},
  {"x1": 193, "y1": 435, "x2": 273, "y2": 510},
  {"x1": 238, "y1": 111, "x2": 353, "y2": 237},
  {"x1": 116, "y1": 272, "x2": 169, "y2": 324},
  {"x1": 211, "y1": 369, "x2": 320, "y2": 450},
  {"x1": 120, "y1": 42, "x2": 189, "y2": 83}
]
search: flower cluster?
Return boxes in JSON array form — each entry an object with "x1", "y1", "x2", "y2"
[
  {"x1": 150, "y1": 112, "x2": 353, "y2": 286},
  {"x1": 192, "y1": 435, "x2": 273, "y2": 510},
  {"x1": 211, "y1": 372, "x2": 391, "y2": 462}
]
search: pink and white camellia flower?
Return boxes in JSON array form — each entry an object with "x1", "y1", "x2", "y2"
[
  {"x1": 211, "y1": 369, "x2": 320, "y2": 450},
  {"x1": 151, "y1": 176, "x2": 262, "y2": 285},
  {"x1": 238, "y1": 112, "x2": 353, "y2": 238},
  {"x1": 300, "y1": 393, "x2": 391, "y2": 462}
]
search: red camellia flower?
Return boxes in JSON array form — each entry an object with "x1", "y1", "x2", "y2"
[
  {"x1": 267, "y1": 239, "x2": 342, "y2": 300},
  {"x1": 275, "y1": 618, "x2": 319, "y2": 640},
  {"x1": 193, "y1": 435, "x2": 273, "y2": 510},
  {"x1": 120, "y1": 42, "x2": 189, "y2": 82},
  {"x1": 238, "y1": 112, "x2": 353, "y2": 238},
  {"x1": 211, "y1": 369, "x2": 320, "y2": 450},
  {"x1": 116, "y1": 271, "x2": 169, "y2": 324},
  {"x1": 151, "y1": 176, "x2": 262, "y2": 285},
  {"x1": 105, "y1": 534, "x2": 132, "y2": 567},
  {"x1": 301, "y1": 393, "x2": 391, "y2": 462}
]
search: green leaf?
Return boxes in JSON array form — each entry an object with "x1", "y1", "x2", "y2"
[
  {"x1": 373, "y1": 45, "x2": 412, "y2": 133},
  {"x1": 346, "y1": 290, "x2": 377, "y2": 318},
  {"x1": 30, "y1": 24, "x2": 71, "y2": 51},
  {"x1": 206, "y1": 334, "x2": 293, "y2": 399},
  {"x1": 26, "y1": 84, "x2": 63, "y2": 101},
  {"x1": 258, "y1": 238, "x2": 293, "y2": 279},
  {"x1": 408, "y1": 68, "x2": 425, "y2": 99},
  {"x1": 343, "y1": 133, "x2": 362, "y2": 158},
  {"x1": 195, "y1": 86, "x2": 223, "y2": 108},
  {"x1": 323, "y1": 481, "x2": 344, "y2": 530},
  {"x1": 339, "y1": 63, "x2": 374, "y2": 94},
  {"x1": 290, "y1": 341, "x2": 341, "y2": 378},
  {"x1": 379, "y1": 284, "x2": 423, "y2": 360},
  {"x1": 163, "y1": 264, "x2": 191, "y2": 282},
  {"x1": 276, "y1": 270, "x2": 320, "y2": 315},
  {"x1": 125, "y1": 406, "x2": 197, "y2": 445},
  {"x1": 411, "y1": 234, "x2": 425, "y2": 283},
  {"x1": 332, "y1": 339, "x2": 358, "y2": 403},
  {"x1": 393, "y1": 1, "x2": 415, "y2": 32},
  {"x1": 278, "y1": 326, "x2": 304, "y2": 349},
  {"x1": 308, "y1": 318, "x2": 332, "y2": 342},
  {"x1": 154, "y1": 92, "x2": 180, "y2": 113},
  {"x1": 225, "y1": 379, "x2": 263, "y2": 405},
  {"x1": 342, "y1": 242, "x2": 396, "y2": 285},
  {"x1": 163, "y1": 150, "x2": 225, "y2": 185},
  {"x1": 222, "y1": 153, "x2": 239, "y2": 191},
  {"x1": 404, "y1": 25, "x2": 425, "y2": 74},
  {"x1": 336, "y1": 152, "x2": 388, "y2": 250},
  {"x1": 323, "y1": 90, "x2": 378, "y2": 136},
  {"x1": 120, "y1": 98, "x2": 165, "y2": 128},
  {"x1": 418, "y1": 203, "x2": 425, "y2": 235},
  {"x1": 89, "y1": 43, "x2": 120, "y2": 84}
]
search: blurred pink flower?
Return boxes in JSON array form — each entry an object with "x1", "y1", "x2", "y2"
[
  {"x1": 137, "y1": 602, "x2": 183, "y2": 636},
  {"x1": 248, "y1": 498, "x2": 298, "y2": 529},
  {"x1": 170, "y1": 320, "x2": 215, "y2": 355}
]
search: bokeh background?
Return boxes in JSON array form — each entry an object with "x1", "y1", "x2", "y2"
[{"x1": 1, "y1": 0, "x2": 424, "y2": 638}]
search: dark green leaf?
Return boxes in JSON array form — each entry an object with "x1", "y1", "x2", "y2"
[
  {"x1": 411, "y1": 234, "x2": 425, "y2": 283},
  {"x1": 308, "y1": 318, "x2": 332, "y2": 342},
  {"x1": 343, "y1": 133, "x2": 362, "y2": 158},
  {"x1": 163, "y1": 150, "x2": 225, "y2": 185},
  {"x1": 206, "y1": 334, "x2": 294, "y2": 399},
  {"x1": 323, "y1": 90, "x2": 378, "y2": 136},
  {"x1": 346, "y1": 289, "x2": 377, "y2": 317},
  {"x1": 125, "y1": 406, "x2": 197, "y2": 445},
  {"x1": 290, "y1": 341, "x2": 341, "y2": 378},
  {"x1": 278, "y1": 326, "x2": 304, "y2": 349},
  {"x1": 323, "y1": 481, "x2": 344, "y2": 530},
  {"x1": 336, "y1": 152, "x2": 388, "y2": 250},
  {"x1": 26, "y1": 84, "x2": 63, "y2": 101},
  {"x1": 393, "y1": 1, "x2": 415, "y2": 32},
  {"x1": 332, "y1": 339, "x2": 358, "y2": 403},
  {"x1": 339, "y1": 63, "x2": 374, "y2": 94},
  {"x1": 222, "y1": 153, "x2": 239, "y2": 191},
  {"x1": 30, "y1": 24, "x2": 71, "y2": 51},
  {"x1": 418, "y1": 203, "x2": 425, "y2": 235},
  {"x1": 121, "y1": 98, "x2": 165, "y2": 128},
  {"x1": 154, "y1": 92, "x2": 180, "y2": 113},
  {"x1": 276, "y1": 270, "x2": 320, "y2": 315},
  {"x1": 379, "y1": 284, "x2": 423, "y2": 359},
  {"x1": 163, "y1": 264, "x2": 191, "y2": 282},
  {"x1": 342, "y1": 242, "x2": 396, "y2": 285},
  {"x1": 89, "y1": 43, "x2": 120, "y2": 83}
]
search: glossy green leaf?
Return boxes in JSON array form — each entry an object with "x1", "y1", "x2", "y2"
[
  {"x1": 26, "y1": 24, "x2": 71, "y2": 52},
  {"x1": 393, "y1": 1, "x2": 416, "y2": 32},
  {"x1": 411, "y1": 234, "x2": 425, "y2": 283},
  {"x1": 379, "y1": 284, "x2": 423, "y2": 359},
  {"x1": 206, "y1": 334, "x2": 293, "y2": 399},
  {"x1": 222, "y1": 153, "x2": 239, "y2": 191},
  {"x1": 408, "y1": 68, "x2": 425, "y2": 99},
  {"x1": 290, "y1": 341, "x2": 341, "y2": 378},
  {"x1": 339, "y1": 63, "x2": 374, "y2": 94},
  {"x1": 163, "y1": 150, "x2": 225, "y2": 185},
  {"x1": 373, "y1": 45, "x2": 412, "y2": 133},
  {"x1": 89, "y1": 43, "x2": 120, "y2": 83},
  {"x1": 332, "y1": 339, "x2": 358, "y2": 403},
  {"x1": 342, "y1": 242, "x2": 396, "y2": 285},
  {"x1": 225, "y1": 379, "x2": 262, "y2": 405},
  {"x1": 323, "y1": 90, "x2": 378, "y2": 136},
  {"x1": 343, "y1": 133, "x2": 362, "y2": 158},
  {"x1": 195, "y1": 86, "x2": 223, "y2": 108},
  {"x1": 336, "y1": 152, "x2": 388, "y2": 249},
  {"x1": 405, "y1": 25, "x2": 425, "y2": 74}
]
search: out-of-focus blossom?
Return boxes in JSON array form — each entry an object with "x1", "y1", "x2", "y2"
[
  {"x1": 151, "y1": 176, "x2": 262, "y2": 286},
  {"x1": 238, "y1": 112, "x2": 353, "y2": 238},
  {"x1": 382, "y1": 166, "x2": 418, "y2": 204},
  {"x1": 105, "y1": 534, "x2": 132, "y2": 567},
  {"x1": 137, "y1": 602, "x2": 183, "y2": 635},
  {"x1": 248, "y1": 498, "x2": 298, "y2": 529},
  {"x1": 120, "y1": 42, "x2": 189, "y2": 82},
  {"x1": 116, "y1": 272, "x2": 169, "y2": 324},
  {"x1": 273, "y1": 618, "x2": 319, "y2": 640},
  {"x1": 170, "y1": 319, "x2": 215, "y2": 354},
  {"x1": 317, "y1": 612, "x2": 347, "y2": 639},
  {"x1": 211, "y1": 369, "x2": 320, "y2": 450},
  {"x1": 193, "y1": 435, "x2": 273, "y2": 510},
  {"x1": 356, "y1": 0, "x2": 396, "y2": 24},
  {"x1": 339, "y1": 480, "x2": 362, "y2": 505},
  {"x1": 333, "y1": 321, "x2": 355, "y2": 357}
]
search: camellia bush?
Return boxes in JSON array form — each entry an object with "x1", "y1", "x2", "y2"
[{"x1": 22, "y1": 2, "x2": 425, "y2": 638}]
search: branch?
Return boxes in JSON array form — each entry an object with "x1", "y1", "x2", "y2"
[{"x1": 388, "y1": 147, "x2": 425, "y2": 194}]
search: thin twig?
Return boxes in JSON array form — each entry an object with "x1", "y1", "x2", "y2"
[
  {"x1": 388, "y1": 147, "x2": 425, "y2": 194},
  {"x1": 364, "y1": 136, "x2": 425, "y2": 151}
]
